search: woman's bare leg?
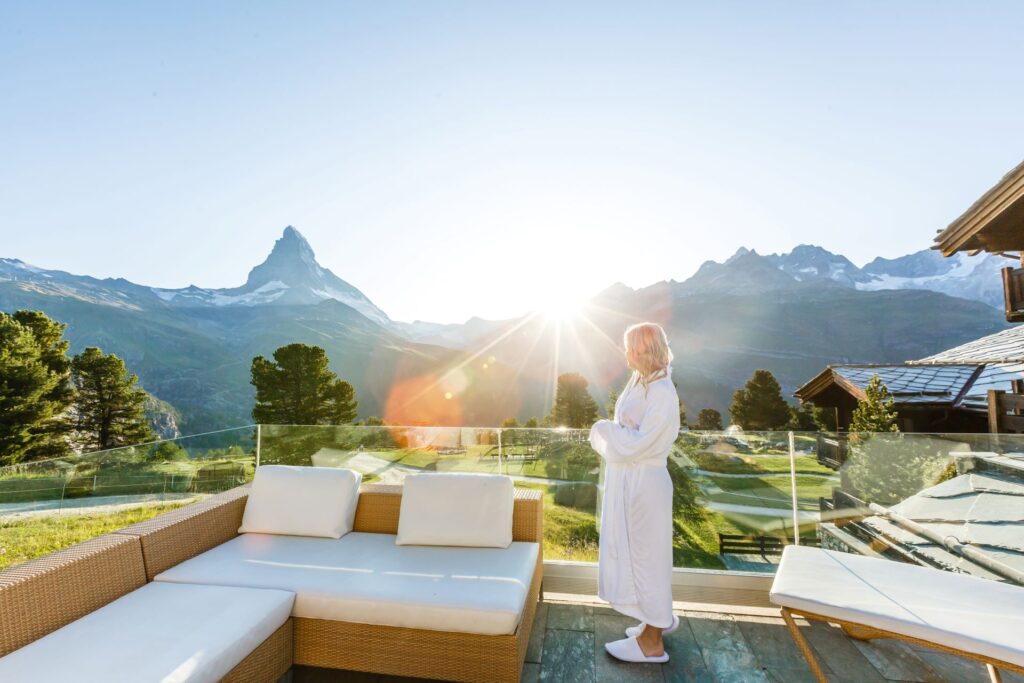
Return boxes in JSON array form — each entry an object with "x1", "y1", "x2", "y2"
[{"x1": 636, "y1": 624, "x2": 665, "y2": 656}]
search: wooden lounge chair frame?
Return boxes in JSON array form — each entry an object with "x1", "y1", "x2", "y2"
[{"x1": 780, "y1": 606, "x2": 1024, "y2": 683}]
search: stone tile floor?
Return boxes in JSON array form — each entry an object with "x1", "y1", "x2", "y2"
[{"x1": 291, "y1": 598, "x2": 1023, "y2": 683}]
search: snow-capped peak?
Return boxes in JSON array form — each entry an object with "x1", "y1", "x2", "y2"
[{"x1": 148, "y1": 226, "x2": 391, "y2": 324}]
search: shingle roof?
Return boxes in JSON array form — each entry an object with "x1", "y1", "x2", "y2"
[
  {"x1": 829, "y1": 364, "x2": 982, "y2": 406},
  {"x1": 913, "y1": 325, "x2": 1024, "y2": 364},
  {"x1": 798, "y1": 327, "x2": 1024, "y2": 411},
  {"x1": 861, "y1": 469, "x2": 1024, "y2": 580}
]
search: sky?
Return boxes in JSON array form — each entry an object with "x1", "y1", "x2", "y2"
[{"x1": 2, "y1": 2, "x2": 1024, "y2": 323}]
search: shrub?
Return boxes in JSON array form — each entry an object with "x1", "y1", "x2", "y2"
[{"x1": 553, "y1": 482, "x2": 597, "y2": 510}]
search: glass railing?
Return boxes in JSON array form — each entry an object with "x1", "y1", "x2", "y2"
[
  {"x1": 4, "y1": 425, "x2": 1023, "y2": 585},
  {"x1": 0, "y1": 427, "x2": 256, "y2": 514}
]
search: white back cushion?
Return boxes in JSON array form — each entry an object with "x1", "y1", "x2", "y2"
[
  {"x1": 396, "y1": 473, "x2": 514, "y2": 548},
  {"x1": 239, "y1": 465, "x2": 361, "y2": 538}
]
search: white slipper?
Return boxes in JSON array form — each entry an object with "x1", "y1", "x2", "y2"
[
  {"x1": 604, "y1": 636, "x2": 669, "y2": 664},
  {"x1": 625, "y1": 614, "x2": 680, "y2": 638}
]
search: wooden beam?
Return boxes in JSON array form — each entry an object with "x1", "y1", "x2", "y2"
[{"x1": 989, "y1": 390, "x2": 1003, "y2": 434}]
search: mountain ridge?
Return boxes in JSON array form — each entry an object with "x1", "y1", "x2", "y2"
[{"x1": 0, "y1": 228, "x2": 1010, "y2": 431}]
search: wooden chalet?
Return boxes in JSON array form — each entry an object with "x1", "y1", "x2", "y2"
[
  {"x1": 799, "y1": 160, "x2": 1024, "y2": 433},
  {"x1": 934, "y1": 160, "x2": 1024, "y2": 321}
]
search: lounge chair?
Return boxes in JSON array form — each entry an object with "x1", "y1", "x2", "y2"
[{"x1": 770, "y1": 546, "x2": 1024, "y2": 683}]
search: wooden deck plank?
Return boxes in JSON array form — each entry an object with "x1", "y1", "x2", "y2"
[
  {"x1": 526, "y1": 602, "x2": 550, "y2": 663},
  {"x1": 850, "y1": 639, "x2": 944, "y2": 683},
  {"x1": 540, "y1": 629, "x2": 597, "y2": 683},
  {"x1": 684, "y1": 611, "x2": 771, "y2": 683},
  {"x1": 736, "y1": 615, "x2": 819, "y2": 683},
  {"x1": 913, "y1": 649, "x2": 1024, "y2": 683},
  {"x1": 547, "y1": 603, "x2": 595, "y2": 632},
  {"x1": 800, "y1": 621, "x2": 887, "y2": 683},
  {"x1": 662, "y1": 614, "x2": 715, "y2": 683},
  {"x1": 521, "y1": 662, "x2": 541, "y2": 683},
  {"x1": 593, "y1": 614, "x2": 664, "y2": 683}
]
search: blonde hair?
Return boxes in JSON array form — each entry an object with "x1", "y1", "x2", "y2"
[{"x1": 624, "y1": 322, "x2": 673, "y2": 389}]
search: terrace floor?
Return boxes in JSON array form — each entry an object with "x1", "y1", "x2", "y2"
[{"x1": 290, "y1": 596, "x2": 1024, "y2": 683}]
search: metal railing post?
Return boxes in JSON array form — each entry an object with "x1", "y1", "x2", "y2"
[
  {"x1": 497, "y1": 429, "x2": 504, "y2": 476},
  {"x1": 788, "y1": 431, "x2": 800, "y2": 545},
  {"x1": 255, "y1": 424, "x2": 262, "y2": 469}
]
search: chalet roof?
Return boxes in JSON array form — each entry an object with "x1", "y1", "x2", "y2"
[
  {"x1": 934, "y1": 159, "x2": 1024, "y2": 256},
  {"x1": 795, "y1": 364, "x2": 982, "y2": 406},
  {"x1": 861, "y1": 469, "x2": 1024, "y2": 581},
  {"x1": 911, "y1": 325, "x2": 1024, "y2": 364}
]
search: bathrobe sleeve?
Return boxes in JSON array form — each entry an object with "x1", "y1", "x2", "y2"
[{"x1": 589, "y1": 386, "x2": 680, "y2": 463}]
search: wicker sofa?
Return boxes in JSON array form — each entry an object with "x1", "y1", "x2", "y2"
[{"x1": 0, "y1": 482, "x2": 544, "y2": 683}]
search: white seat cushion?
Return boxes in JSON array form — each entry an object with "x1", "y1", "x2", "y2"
[
  {"x1": 155, "y1": 531, "x2": 539, "y2": 636},
  {"x1": 396, "y1": 472, "x2": 514, "y2": 548},
  {"x1": 239, "y1": 465, "x2": 361, "y2": 539},
  {"x1": 770, "y1": 545, "x2": 1024, "y2": 667},
  {"x1": 0, "y1": 582, "x2": 294, "y2": 683}
]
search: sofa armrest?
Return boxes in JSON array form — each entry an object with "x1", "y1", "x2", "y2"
[
  {"x1": 0, "y1": 534, "x2": 146, "y2": 656},
  {"x1": 512, "y1": 488, "x2": 543, "y2": 545},
  {"x1": 115, "y1": 486, "x2": 249, "y2": 580}
]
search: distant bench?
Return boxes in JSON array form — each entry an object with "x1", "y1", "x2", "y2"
[{"x1": 718, "y1": 533, "x2": 819, "y2": 558}]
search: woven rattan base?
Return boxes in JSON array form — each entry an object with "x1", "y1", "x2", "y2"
[
  {"x1": 221, "y1": 618, "x2": 294, "y2": 683},
  {"x1": 294, "y1": 555, "x2": 542, "y2": 683}
]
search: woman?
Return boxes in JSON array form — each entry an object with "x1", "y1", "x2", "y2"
[{"x1": 589, "y1": 322, "x2": 680, "y2": 664}]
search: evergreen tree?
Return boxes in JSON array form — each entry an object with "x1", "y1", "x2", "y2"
[
  {"x1": 694, "y1": 408, "x2": 724, "y2": 431},
  {"x1": 678, "y1": 400, "x2": 687, "y2": 429},
  {"x1": 251, "y1": 343, "x2": 358, "y2": 425},
  {"x1": 849, "y1": 374, "x2": 899, "y2": 434},
  {"x1": 500, "y1": 417, "x2": 520, "y2": 429},
  {"x1": 550, "y1": 373, "x2": 599, "y2": 428},
  {"x1": 364, "y1": 416, "x2": 385, "y2": 426},
  {"x1": 523, "y1": 417, "x2": 539, "y2": 428},
  {"x1": 606, "y1": 387, "x2": 620, "y2": 418},
  {"x1": 0, "y1": 313, "x2": 73, "y2": 464},
  {"x1": 729, "y1": 369, "x2": 791, "y2": 430},
  {"x1": 70, "y1": 347, "x2": 154, "y2": 452},
  {"x1": 788, "y1": 402, "x2": 834, "y2": 432}
]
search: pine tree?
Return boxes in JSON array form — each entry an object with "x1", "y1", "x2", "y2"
[
  {"x1": 729, "y1": 369, "x2": 791, "y2": 430},
  {"x1": 694, "y1": 408, "x2": 724, "y2": 431},
  {"x1": 13, "y1": 311, "x2": 74, "y2": 459},
  {"x1": 550, "y1": 373, "x2": 599, "y2": 428},
  {"x1": 70, "y1": 347, "x2": 154, "y2": 452},
  {"x1": 501, "y1": 417, "x2": 520, "y2": 428},
  {"x1": 0, "y1": 313, "x2": 72, "y2": 464},
  {"x1": 788, "y1": 402, "x2": 834, "y2": 431},
  {"x1": 251, "y1": 343, "x2": 358, "y2": 425},
  {"x1": 523, "y1": 417, "x2": 539, "y2": 428},
  {"x1": 606, "y1": 387, "x2": 620, "y2": 418},
  {"x1": 678, "y1": 400, "x2": 687, "y2": 429},
  {"x1": 849, "y1": 374, "x2": 899, "y2": 434}
]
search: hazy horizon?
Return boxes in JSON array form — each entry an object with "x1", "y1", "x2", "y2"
[{"x1": 3, "y1": 2, "x2": 1024, "y2": 322}]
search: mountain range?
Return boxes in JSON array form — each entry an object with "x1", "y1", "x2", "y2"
[{"x1": 0, "y1": 228, "x2": 1010, "y2": 435}]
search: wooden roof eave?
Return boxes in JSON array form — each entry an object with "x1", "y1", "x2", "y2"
[
  {"x1": 794, "y1": 367, "x2": 867, "y2": 403},
  {"x1": 934, "y1": 160, "x2": 1024, "y2": 256}
]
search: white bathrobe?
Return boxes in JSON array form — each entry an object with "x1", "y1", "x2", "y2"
[{"x1": 589, "y1": 374, "x2": 679, "y2": 629}]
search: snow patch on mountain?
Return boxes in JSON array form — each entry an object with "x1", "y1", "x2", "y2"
[{"x1": 855, "y1": 251, "x2": 1005, "y2": 308}]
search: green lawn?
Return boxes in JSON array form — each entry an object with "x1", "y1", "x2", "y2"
[
  {"x1": 685, "y1": 451, "x2": 833, "y2": 475},
  {"x1": 705, "y1": 474, "x2": 835, "y2": 510},
  {"x1": 0, "y1": 458, "x2": 254, "y2": 504},
  {"x1": 0, "y1": 501, "x2": 194, "y2": 570}
]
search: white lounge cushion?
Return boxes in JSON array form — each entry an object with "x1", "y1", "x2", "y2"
[
  {"x1": 155, "y1": 531, "x2": 538, "y2": 636},
  {"x1": 0, "y1": 582, "x2": 294, "y2": 683},
  {"x1": 770, "y1": 545, "x2": 1024, "y2": 667},
  {"x1": 239, "y1": 465, "x2": 361, "y2": 539},
  {"x1": 396, "y1": 472, "x2": 514, "y2": 548}
]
